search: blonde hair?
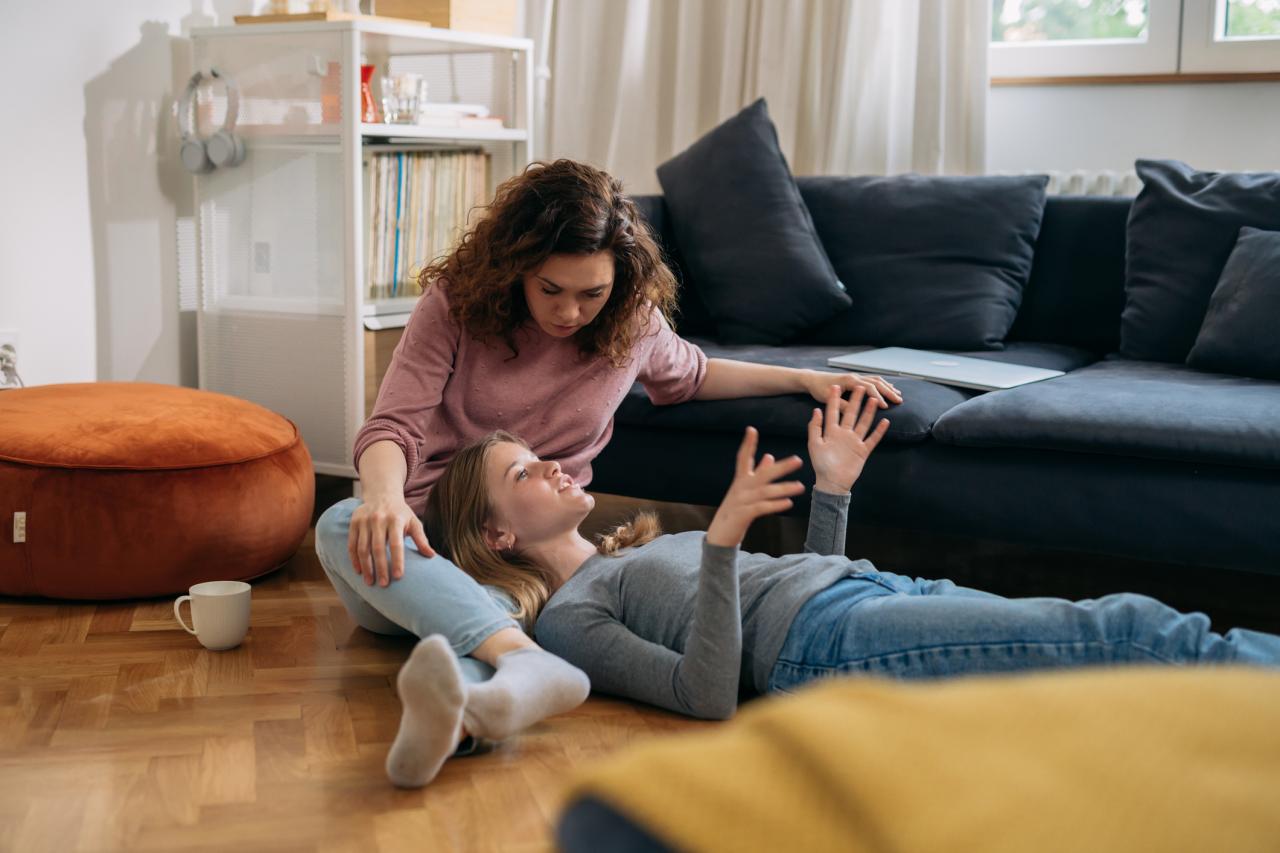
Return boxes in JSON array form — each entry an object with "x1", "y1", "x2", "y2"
[{"x1": 424, "y1": 432, "x2": 662, "y2": 628}]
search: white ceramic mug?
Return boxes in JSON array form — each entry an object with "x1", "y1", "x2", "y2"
[{"x1": 174, "y1": 580, "x2": 252, "y2": 651}]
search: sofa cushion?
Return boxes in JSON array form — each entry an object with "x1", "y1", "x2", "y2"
[
  {"x1": 617, "y1": 341, "x2": 1097, "y2": 444},
  {"x1": 1121, "y1": 159, "x2": 1280, "y2": 363},
  {"x1": 933, "y1": 358, "x2": 1280, "y2": 469},
  {"x1": 656, "y1": 98, "x2": 850, "y2": 345},
  {"x1": 593, "y1": 424, "x2": 1280, "y2": 573},
  {"x1": 630, "y1": 195, "x2": 719, "y2": 338},
  {"x1": 797, "y1": 174, "x2": 1049, "y2": 351},
  {"x1": 1008, "y1": 195, "x2": 1130, "y2": 354},
  {"x1": 1187, "y1": 227, "x2": 1280, "y2": 381}
]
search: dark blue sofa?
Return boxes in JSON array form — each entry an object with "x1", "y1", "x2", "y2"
[{"x1": 592, "y1": 180, "x2": 1280, "y2": 576}]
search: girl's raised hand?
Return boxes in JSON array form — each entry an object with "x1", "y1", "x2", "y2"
[
  {"x1": 807, "y1": 385, "x2": 890, "y2": 494},
  {"x1": 706, "y1": 426, "x2": 806, "y2": 549}
]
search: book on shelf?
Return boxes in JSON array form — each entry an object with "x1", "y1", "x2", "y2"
[{"x1": 362, "y1": 149, "x2": 490, "y2": 302}]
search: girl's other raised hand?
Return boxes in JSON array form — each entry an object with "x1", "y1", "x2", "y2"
[{"x1": 807, "y1": 385, "x2": 890, "y2": 495}]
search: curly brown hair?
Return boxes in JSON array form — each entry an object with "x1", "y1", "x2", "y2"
[{"x1": 418, "y1": 159, "x2": 680, "y2": 368}]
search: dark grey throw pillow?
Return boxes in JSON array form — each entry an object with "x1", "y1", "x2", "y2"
[
  {"x1": 1121, "y1": 159, "x2": 1280, "y2": 362},
  {"x1": 656, "y1": 98, "x2": 850, "y2": 345},
  {"x1": 1186, "y1": 227, "x2": 1280, "y2": 380},
  {"x1": 798, "y1": 174, "x2": 1049, "y2": 351}
]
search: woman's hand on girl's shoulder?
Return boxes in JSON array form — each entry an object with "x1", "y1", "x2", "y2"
[
  {"x1": 807, "y1": 385, "x2": 890, "y2": 495},
  {"x1": 706, "y1": 427, "x2": 806, "y2": 549},
  {"x1": 347, "y1": 495, "x2": 435, "y2": 587}
]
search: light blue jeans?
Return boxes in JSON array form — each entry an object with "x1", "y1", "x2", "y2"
[
  {"x1": 769, "y1": 568, "x2": 1280, "y2": 692},
  {"x1": 315, "y1": 498, "x2": 521, "y2": 684}
]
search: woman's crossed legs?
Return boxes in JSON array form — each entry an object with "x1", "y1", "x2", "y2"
[{"x1": 315, "y1": 498, "x2": 589, "y2": 786}]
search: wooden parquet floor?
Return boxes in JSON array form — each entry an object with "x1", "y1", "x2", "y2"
[{"x1": 0, "y1": 521, "x2": 713, "y2": 853}]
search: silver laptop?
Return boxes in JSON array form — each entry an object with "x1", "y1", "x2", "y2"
[{"x1": 826, "y1": 347, "x2": 1064, "y2": 391}]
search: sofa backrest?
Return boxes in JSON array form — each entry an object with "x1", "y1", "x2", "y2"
[{"x1": 632, "y1": 182, "x2": 1133, "y2": 354}]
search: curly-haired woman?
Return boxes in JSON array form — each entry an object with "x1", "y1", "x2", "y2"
[{"x1": 314, "y1": 158, "x2": 901, "y2": 787}]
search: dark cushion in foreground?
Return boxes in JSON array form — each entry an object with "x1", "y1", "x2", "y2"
[
  {"x1": 0, "y1": 382, "x2": 314, "y2": 600},
  {"x1": 932, "y1": 358, "x2": 1280, "y2": 469}
]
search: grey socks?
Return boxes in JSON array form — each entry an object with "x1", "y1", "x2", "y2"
[
  {"x1": 386, "y1": 635, "x2": 466, "y2": 788},
  {"x1": 386, "y1": 637, "x2": 591, "y2": 788},
  {"x1": 463, "y1": 646, "x2": 592, "y2": 741}
]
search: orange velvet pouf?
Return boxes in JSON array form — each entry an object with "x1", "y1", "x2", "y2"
[{"x1": 0, "y1": 383, "x2": 314, "y2": 600}]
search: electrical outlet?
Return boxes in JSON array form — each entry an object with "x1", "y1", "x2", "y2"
[
  {"x1": 0, "y1": 329, "x2": 19, "y2": 390},
  {"x1": 253, "y1": 242, "x2": 271, "y2": 273}
]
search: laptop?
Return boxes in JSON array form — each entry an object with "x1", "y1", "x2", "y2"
[{"x1": 826, "y1": 347, "x2": 1065, "y2": 391}]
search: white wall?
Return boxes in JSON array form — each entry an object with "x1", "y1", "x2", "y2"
[
  {"x1": 988, "y1": 82, "x2": 1280, "y2": 174},
  {"x1": 0, "y1": 0, "x2": 252, "y2": 388}
]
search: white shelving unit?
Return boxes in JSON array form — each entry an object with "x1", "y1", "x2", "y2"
[{"x1": 189, "y1": 19, "x2": 533, "y2": 477}]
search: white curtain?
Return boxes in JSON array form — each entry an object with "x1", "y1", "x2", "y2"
[{"x1": 522, "y1": 0, "x2": 990, "y2": 195}]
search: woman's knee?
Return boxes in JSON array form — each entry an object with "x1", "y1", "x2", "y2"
[{"x1": 315, "y1": 497, "x2": 361, "y2": 571}]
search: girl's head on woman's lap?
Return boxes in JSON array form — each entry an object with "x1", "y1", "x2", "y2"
[
  {"x1": 420, "y1": 159, "x2": 679, "y2": 367},
  {"x1": 424, "y1": 432, "x2": 661, "y2": 625}
]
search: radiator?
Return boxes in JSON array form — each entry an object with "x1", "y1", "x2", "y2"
[{"x1": 997, "y1": 169, "x2": 1141, "y2": 197}]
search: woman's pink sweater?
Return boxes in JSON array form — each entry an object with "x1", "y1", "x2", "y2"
[{"x1": 354, "y1": 284, "x2": 708, "y2": 515}]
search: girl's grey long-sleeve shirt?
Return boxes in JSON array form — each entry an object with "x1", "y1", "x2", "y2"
[{"x1": 533, "y1": 490, "x2": 875, "y2": 720}]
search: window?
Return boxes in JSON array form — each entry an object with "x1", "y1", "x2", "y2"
[
  {"x1": 1181, "y1": 0, "x2": 1280, "y2": 71},
  {"x1": 1224, "y1": 0, "x2": 1280, "y2": 37},
  {"x1": 991, "y1": 0, "x2": 1182, "y2": 77},
  {"x1": 992, "y1": 0, "x2": 1149, "y2": 42},
  {"x1": 991, "y1": 0, "x2": 1280, "y2": 78}
]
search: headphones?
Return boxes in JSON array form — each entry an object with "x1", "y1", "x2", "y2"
[{"x1": 178, "y1": 68, "x2": 246, "y2": 174}]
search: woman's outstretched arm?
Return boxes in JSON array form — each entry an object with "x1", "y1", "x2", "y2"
[{"x1": 694, "y1": 358, "x2": 902, "y2": 407}]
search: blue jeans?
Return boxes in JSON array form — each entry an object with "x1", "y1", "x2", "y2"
[
  {"x1": 768, "y1": 568, "x2": 1280, "y2": 693},
  {"x1": 315, "y1": 498, "x2": 520, "y2": 684}
]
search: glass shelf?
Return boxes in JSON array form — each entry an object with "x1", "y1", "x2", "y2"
[{"x1": 360, "y1": 122, "x2": 527, "y2": 142}]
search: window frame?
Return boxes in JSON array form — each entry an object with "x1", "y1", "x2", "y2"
[
  {"x1": 1181, "y1": 0, "x2": 1280, "y2": 72},
  {"x1": 990, "y1": 0, "x2": 1182, "y2": 78},
  {"x1": 990, "y1": 0, "x2": 1280, "y2": 79}
]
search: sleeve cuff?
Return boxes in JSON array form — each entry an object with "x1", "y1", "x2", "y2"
[
  {"x1": 353, "y1": 419, "x2": 420, "y2": 474},
  {"x1": 701, "y1": 536, "x2": 740, "y2": 569},
  {"x1": 812, "y1": 489, "x2": 851, "y2": 511}
]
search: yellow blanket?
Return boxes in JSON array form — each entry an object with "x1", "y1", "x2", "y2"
[{"x1": 567, "y1": 667, "x2": 1280, "y2": 852}]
